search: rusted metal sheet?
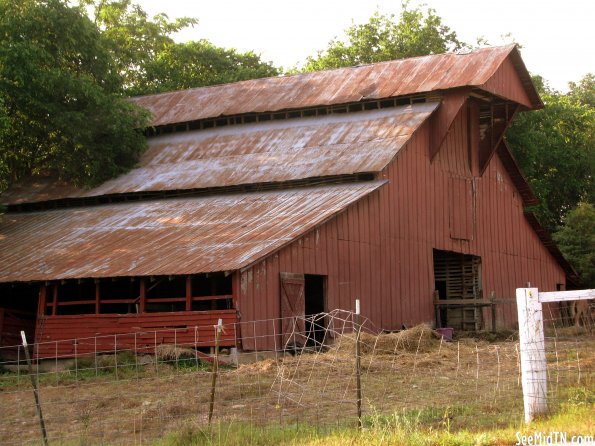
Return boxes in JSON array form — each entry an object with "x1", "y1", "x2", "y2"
[
  {"x1": 0, "y1": 103, "x2": 436, "y2": 206},
  {"x1": 89, "y1": 103, "x2": 435, "y2": 197},
  {"x1": 0, "y1": 176, "x2": 84, "y2": 206},
  {"x1": 131, "y1": 45, "x2": 540, "y2": 128},
  {"x1": 0, "y1": 182, "x2": 385, "y2": 282}
]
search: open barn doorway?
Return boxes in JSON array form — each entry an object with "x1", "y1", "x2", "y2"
[
  {"x1": 280, "y1": 273, "x2": 327, "y2": 351},
  {"x1": 305, "y1": 274, "x2": 326, "y2": 347},
  {"x1": 433, "y1": 249, "x2": 482, "y2": 330}
]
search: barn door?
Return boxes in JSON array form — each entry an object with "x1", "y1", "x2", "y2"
[{"x1": 280, "y1": 272, "x2": 305, "y2": 348}]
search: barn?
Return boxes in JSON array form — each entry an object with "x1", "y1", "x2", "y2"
[{"x1": 0, "y1": 45, "x2": 577, "y2": 355}]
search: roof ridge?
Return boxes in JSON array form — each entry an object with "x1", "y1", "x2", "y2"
[{"x1": 130, "y1": 44, "x2": 517, "y2": 100}]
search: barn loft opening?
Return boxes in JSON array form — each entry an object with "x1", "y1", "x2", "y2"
[
  {"x1": 33, "y1": 273, "x2": 233, "y2": 316},
  {"x1": 433, "y1": 249, "x2": 482, "y2": 330},
  {"x1": 0, "y1": 282, "x2": 39, "y2": 313},
  {"x1": 190, "y1": 273, "x2": 232, "y2": 311}
]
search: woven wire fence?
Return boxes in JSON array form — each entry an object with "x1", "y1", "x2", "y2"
[
  {"x1": 0, "y1": 307, "x2": 593, "y2": 445},
  {"x1": 541, "y1": 300, "x2": 595, "y2": 410}
]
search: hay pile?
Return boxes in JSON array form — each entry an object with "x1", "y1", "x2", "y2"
[
  {"x1": 331, "y1": 323, "x2": 440, "y2": 355},
  {"x1": 154, "y1": 344, "x2": 196, "y2": 361}
]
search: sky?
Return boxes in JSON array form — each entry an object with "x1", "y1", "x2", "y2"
[{"x1": 136, "y1": 0, "x2": 594, "y2": 92}]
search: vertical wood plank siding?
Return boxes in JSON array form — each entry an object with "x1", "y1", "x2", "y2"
[
  {"x1": 482, "y1": 58, "x2": 533, "y2": 109},
  {"x1": 239, "y1": 110, "x2": 565, "y2": 350}
]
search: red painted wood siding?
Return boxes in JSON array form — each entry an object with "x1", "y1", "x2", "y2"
[
  {"x1": 482, "y1": 57, "x2": 533, "y2": 109},
  {"x1": 448, "y1": 177, "x2": 474, "y2": 240},
  {"x1": 34, "y1": 310, "x2": 237, "y2": 358},
  {"x1": 238, "y1": 107, "x2": 565, "y2": 350},
  {"x1": 0, "y1": 309, "x2": 36, "y2": 358}
]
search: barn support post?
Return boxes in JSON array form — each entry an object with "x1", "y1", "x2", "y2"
[
  {"x1": 95, "y1": 280, "x2": 100, "y2": 314},
  {"x1": 185, "y1": 276, "x2": 192, "y2": 311},
  {"x1": 139, "y1": 279, "x2": 146, "y2": 313},
  {"x1": 51, "y1": 284, "x2": 58, "y2": 316},
  {"x1": 37, "y1": 285, "x2": 47, "y2": 317},
  {"x1": 516, "y1": 288, "x2": 547, "y2": 423},
  {"x1": 490, "y1": 291, "x2": 497, "y2": 333}
]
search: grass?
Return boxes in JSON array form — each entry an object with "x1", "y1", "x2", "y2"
[
  {"x1": 1, "y1": 329, "x2": 593, "y2": 446},
  {"x1": 155, "y1": 403, "x2": 594, "y2": 446}
]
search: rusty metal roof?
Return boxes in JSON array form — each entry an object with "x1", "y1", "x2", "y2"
[
  {"x1": 0, "y1": 182, "x2": 384, "y2": 282},
  {"x1": 131, "y1": 45, "x2": 540, "y2": 127},
  {"x1": 2, "y1": 103, "x2": 436, "y2": 205}
]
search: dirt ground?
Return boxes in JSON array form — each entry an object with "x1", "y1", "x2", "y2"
[{"x1": 1, "y1": 325, "x2": 593, "y2": 446}]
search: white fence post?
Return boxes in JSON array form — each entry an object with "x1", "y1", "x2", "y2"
[{"x1": 516, "y1": 288, "x2": 547, "y2": 423}]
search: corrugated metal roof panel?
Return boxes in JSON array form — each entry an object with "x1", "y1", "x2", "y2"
[
  {"x1": 131, "y1": 45, "x2": 539, "y2": 127},
  {"x1": 1, "y1": 103, "x2": 436, "y2": 205},
  {"x1": 0, "y1": 182, "x2": 385, "y2": 282}
]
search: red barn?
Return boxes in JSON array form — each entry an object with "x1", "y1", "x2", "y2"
[{"x1": 0, "y1": 45, "x2": 576, "y2": 354}]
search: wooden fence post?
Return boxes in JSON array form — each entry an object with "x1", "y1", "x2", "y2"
[
  {"x1": 516, "y1": 288, "x2": 547, "y2": 423},
  {"x1": 21, "y1": 331, "x2": 49, "y2": 446},
  {"x1": 208, "y1": 319, "x2": 223, "y2": 426}
]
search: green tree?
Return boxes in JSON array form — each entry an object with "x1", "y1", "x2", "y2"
[
  {"x1": 506, "y1": 76, "x2": 595, "y2": 231},
  {"x1": 84, "y1": 0, "x2": 279, "y2": 95},
  {"x1": 0, "y1": 0, "x2": 149, "y2": 191},
  {"x1": 569, "y1": 73, "x2": 595, "y2": 108},
  {"x1": 553, "y1": 202, "x2": 595, "y2": 287},
  {"x1": 83, "y1": 0, "x2": 197, "y2": 92},
  {"x1": 304, "y1": 2, "x2": 465, "y2": 71},
  {"x1": 140, "y1": 40, "x2": 279, "y2": 94}
]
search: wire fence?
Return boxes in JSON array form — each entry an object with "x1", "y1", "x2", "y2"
[
  {"x1": 0, "y1": 307, "x2": 593, "y2": 445},
  {"x1": 541, "y1": 299, "x2": 594, "y2": 409}
]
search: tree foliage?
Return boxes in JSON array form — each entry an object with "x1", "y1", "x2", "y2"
[
  {"x1": 506, "y1": 75, "x2": 595, "y2": 232},
  {"x1": 304, "y1": 2, "x2": 465, "y2": 71},
  {"x1": 0, "y1": 0, "x2": 149, "y2": 191},
  {"x1": 0, "y1": 0, "x2": 279, "y2": 193},
  {"x1": 568, "y1": 73, "x2": 595, "y2": 108},
  {"x1": 82, "y1": 0, "x2": 197, "y2": 92},
  {"x1": 83, "y1": 0, "x2": 279, "y2": 95},
  {"x1": 553, "y1": 202, "x2": 595, "y2": 288},
  {"x1": 139, "y1": 40, "x2": 279, "y2": 95}
]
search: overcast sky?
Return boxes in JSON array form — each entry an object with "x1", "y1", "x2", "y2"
[{"x1": 136, "y1": 0, "x2": 594, "y2": 92}]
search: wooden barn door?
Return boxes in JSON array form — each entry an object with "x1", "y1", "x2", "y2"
[{"x1": 280, "y1": 272, "x2": 305, "y2": 348}]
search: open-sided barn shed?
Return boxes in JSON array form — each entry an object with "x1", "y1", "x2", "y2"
[{"x1": 0, "y1": 45, "x2": 577, "y2": 354}]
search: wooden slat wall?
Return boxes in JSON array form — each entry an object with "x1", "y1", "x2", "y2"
[
  {"x1": 0, "y1": 309, "x2": 36, "y2": 350},
  {"x1": 482, "y1": 57, "x2": 533, "y2": 109},
  {"x1": 239, "y1": 107, "x2": 565, "y2": 350},
  {"x1": 34, "y1": 310, "x2": 237, "y2": 358}
]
